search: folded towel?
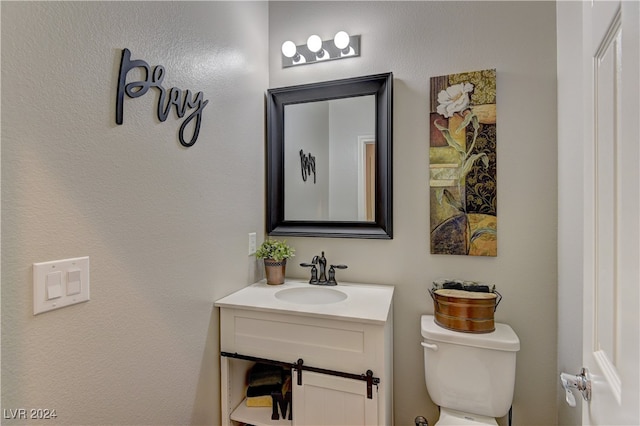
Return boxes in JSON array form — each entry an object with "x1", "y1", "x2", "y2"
[
  {"x1": 433, "y1": 279, "x2": 495, "y2": 293},
  {"x1": 246, "y1": 383, "x2": 282, "y2": 398},
  {"x1": 246, "y1": 395, "x2": 273, "y2": 407},
  {"x1": 248, "y1": 363, "x2": 284, "y2": 387},
  {"x1": 281, "y1": 375, "x2": 291, "y2": 394},
  {"x1": 245, "y1": 375, "x2": 293, "y2": 408}
]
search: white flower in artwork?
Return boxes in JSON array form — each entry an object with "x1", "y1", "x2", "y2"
[
  {"x1": 432, "y1": 80, "x2": 488, "y2": 219},
  {"x1": 436, "y1": 83, "x2": 474, "y2": 118}
]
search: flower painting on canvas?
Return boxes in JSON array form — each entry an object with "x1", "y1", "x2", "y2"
[{"x1": 429, "y1": 69, "x2": 497, "y2": 256}]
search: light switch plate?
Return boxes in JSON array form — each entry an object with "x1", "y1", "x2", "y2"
[
  {"x1": 33, "y1": 256, "x2": 90, "y2": 315},
  {"x1": 248, "y1": 232, "x2": 257, "y2": 256}
]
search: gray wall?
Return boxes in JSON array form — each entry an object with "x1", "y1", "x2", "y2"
[
  {"x1": 1, "y1": 2, "x2": 268, "y2": 424},
  {"x1": 556, "y1": 1, "x2": 585, "y2": 424},
  {"x1": 269, "y1": 2, "x2": 558, "y2": 425}
]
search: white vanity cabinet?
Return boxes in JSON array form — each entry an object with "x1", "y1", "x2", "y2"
[{"x1": 215, "y1": 280, "x2": 394, "y2": 426}]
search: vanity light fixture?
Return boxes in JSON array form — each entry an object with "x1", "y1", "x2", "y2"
[
  {"x1": 307, "y1": 35, "x2": 328, "y2": 61},
  {"x1": 334, "y1": 31, "x2": 355, "y2": 57},
  {"x1": 281, "y1": 40, "x2": 306, "y2": 65},
  {"x1": 281, "y1": 31, "x2": 361, "y2": 68}
]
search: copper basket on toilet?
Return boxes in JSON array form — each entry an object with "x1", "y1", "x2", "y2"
[{"x1": 429, "y1": 284, "x2": 502, "y2": 333}]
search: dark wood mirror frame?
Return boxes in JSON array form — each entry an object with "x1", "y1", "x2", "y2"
[{"x1": 266, "y1": 73, "x2": 393, "y2": 239}]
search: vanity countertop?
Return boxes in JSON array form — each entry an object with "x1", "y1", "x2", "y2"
[{"x1": 214, "y1": 279, "x2": 394, "y2": 325}]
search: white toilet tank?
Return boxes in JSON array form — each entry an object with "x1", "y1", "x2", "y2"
[{"x1": 421, "y1": 315, "x2": 520, "y2": 418}]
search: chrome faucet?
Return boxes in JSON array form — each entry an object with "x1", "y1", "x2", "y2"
[{"x1": 300, "y1": 251, "x2": 348, "y2": 286}]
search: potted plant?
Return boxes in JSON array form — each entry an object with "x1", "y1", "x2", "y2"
[{"x1": 256, "y1": 239, "x2": 295, "y2": 285}]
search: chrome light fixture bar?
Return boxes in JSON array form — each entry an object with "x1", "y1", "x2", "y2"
[{"x1": 281, "y1": 31, "x2": 361, "y2": 68}]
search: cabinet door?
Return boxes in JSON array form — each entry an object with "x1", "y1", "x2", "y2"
[{"x1": 292, "y1": 370, "x2": 378, "y2": 426}]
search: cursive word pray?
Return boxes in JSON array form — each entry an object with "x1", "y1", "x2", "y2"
[
  {"x1": 299, "y1": 149, "x2": 316, "y2": 183},
  {"x1": 116, "y1": 48, "x2": 209, "y2": 147}
]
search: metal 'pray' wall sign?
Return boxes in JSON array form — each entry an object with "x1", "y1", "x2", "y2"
[{"x1": 115, "y1": 48, "x2": 209, "y2": 147}]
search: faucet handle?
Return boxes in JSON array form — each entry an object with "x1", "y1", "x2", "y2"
[
  {"x1": 300, "y1": 262, "x2": 319, "y2": 284},
  {"x1": 327, "y1": 264, "x2": 348, "y2": 285}
]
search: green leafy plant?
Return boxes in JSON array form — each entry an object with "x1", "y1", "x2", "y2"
[{"x1": 256, "y1": 239, "x2": 295, "y2": 261}]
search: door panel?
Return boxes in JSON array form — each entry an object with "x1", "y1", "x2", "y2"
[
  {"x1": 292, "y1": 370, "x2": 378, "y2": 426},
  {"x1": 582, "y1": 1, "x2": 640, "y2": 424}
]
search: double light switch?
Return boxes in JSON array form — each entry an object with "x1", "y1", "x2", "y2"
[{"x1": 34, "y1": 256, "x2": 90, "y2": 315}]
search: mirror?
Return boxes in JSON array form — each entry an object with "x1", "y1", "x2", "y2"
[{"x1": 266, "y1": 73, "x2": 393, "y2": 238}]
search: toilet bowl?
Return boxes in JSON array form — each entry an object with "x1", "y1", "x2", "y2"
[{"x1": 421, "y1": 315, "x2": 520, "y2": 425}]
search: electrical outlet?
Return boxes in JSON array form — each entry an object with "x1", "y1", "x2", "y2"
[{"x1": 248, "y1": 232, "x2": 257, "y2": 255}]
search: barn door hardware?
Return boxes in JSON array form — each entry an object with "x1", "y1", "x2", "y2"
[
  {"x1": 221, "y1": 352, "x2": 380, "y2": 399},
  {"x1": 293, "y1": 358, "x2": 380, "y2": 399}
]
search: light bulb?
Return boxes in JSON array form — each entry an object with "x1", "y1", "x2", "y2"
[
  {"x1": 281, "y1": 41, "x2": 297, "y2": 58},
  {"x1": 306, "y1": 35, "x2": 323, "y2": 53},
  {"x1": 334, "y1": 31, "x2": 350, "y2": 50}
]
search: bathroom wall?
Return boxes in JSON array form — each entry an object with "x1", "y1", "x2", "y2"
[
  {"x1": 556, "y1": 2, "x2": 584, "y2": 424},
  {"x1": 1, "y1": 2, "x2": 268, "y2": 424},
  {"x1": 269, "y1": 2, "x2": 558, "y2": 425}
]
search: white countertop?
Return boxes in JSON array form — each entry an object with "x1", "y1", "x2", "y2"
[{"x1": 215, "y1": 279, "x2": 394, "y2": 324}]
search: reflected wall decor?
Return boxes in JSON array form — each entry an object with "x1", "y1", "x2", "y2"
[
  {"x1": 429, "y1": 69, "x2": 497, "y2": 256},
  {"x1": 299, "y1": 149, "x2": 316, "y2": 183}
]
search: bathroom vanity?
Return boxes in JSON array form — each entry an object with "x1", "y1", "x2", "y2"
[{"x1": 215, "y1": 280, "x2": 394, "y2": 426}]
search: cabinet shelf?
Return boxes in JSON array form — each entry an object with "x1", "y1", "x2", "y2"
[{"x1": 230, "y1": 399, "x2": 291, "y2": 426}]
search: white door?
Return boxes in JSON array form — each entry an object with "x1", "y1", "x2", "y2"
[
  {"x1": 579, "y1": 0, "x2": 640, "y2": 423},
  {"x1": 292, "y1": 370, "x2": 378, "y2": 426}
]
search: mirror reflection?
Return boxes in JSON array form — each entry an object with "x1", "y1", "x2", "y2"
[
  {"x1": 266, "y1": 72, "x2": 393, "y2": 239},
  {"x1": 284, "y1": 95, "x2": 376, "y2": 222}
]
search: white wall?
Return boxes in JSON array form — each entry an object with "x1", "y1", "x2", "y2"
[
  {"x1": 1, "y1": 2, "x2": 268, "y2": 424},
  {"x1": 269, "y1": 2, "x2": 558, "y2": 425},
  {"x1": 556, "y1": 2, "x2": 584, "y2": 424}
]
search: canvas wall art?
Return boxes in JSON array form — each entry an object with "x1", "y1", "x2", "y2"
[{"x1": 429, "y1": 69, "x2": 497, "y2": 256}]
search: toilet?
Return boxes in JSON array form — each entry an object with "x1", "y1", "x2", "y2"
[{"x1": 421, "y1": 315, "x2": 520, "y2": 425}]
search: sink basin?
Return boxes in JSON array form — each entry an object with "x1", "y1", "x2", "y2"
[
  {"x1": 216, "y1": 280, "x2": 394, "y2": 323},
  {"x1": 275, "y1": 287, "x2": 348, "y2": 305}
]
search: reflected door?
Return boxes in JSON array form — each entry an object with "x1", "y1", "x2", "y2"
[{"x1": 365, "y1": 142, "x2": 375, "y2": 222}]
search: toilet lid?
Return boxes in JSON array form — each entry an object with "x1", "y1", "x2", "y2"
[{"x1": 421, "y1": 315, "x2": 520, "y2": 351}]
